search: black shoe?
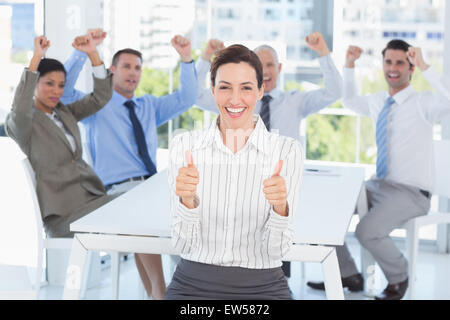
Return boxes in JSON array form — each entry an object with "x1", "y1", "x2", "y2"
[
  {"x1": 306, "y1": 273, "x2": 364, "y2": 292},
  {"x1": 374, "y1": 278, "x2": 408, "y2": 300}
]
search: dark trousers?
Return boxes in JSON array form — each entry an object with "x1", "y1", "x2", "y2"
[
  {"x1": 0, "y1": 124, "x2": 7, "y2": 137},
  {"x1": 282, "y1": 261, "x2": 291, "y2": 278}
]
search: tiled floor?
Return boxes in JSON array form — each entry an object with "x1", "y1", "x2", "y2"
[{"x1": 37, "y1": 236, "x2": 450, "y2": 300}]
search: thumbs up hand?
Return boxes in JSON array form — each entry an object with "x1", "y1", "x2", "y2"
[
  {"x1": 176, "y1": 151, "x2": 200, "y2": 209},
  {"x1": 263, "y1": 160, "x2": 288, "y2": 216}
]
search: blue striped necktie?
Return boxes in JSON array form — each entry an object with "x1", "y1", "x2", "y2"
[{"x1": 376, "y1": 96, "x2": 395, "y2": 179}]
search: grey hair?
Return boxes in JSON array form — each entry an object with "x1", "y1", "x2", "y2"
[{"x1": 253, "y1": 45, "x2": 279, "y2": 65}]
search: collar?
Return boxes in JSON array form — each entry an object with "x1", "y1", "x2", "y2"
[
  {"x1": 112, "y1": 90, "x2": 139, "y2": 107},
  {"x1": 45, "y1": 110, "x2": 54, "y2": 117},
  {"x1": 387, "y1": 85, "x2": 414, "y2": 105},
  {"x1": 192, "y1": 114, "x2": 271, "y2": 155},
  {"x1": 265, "y1": 88, "x2": 282, "y2": 100},
  {"x1": 45, "y1": 109, "x2": 59, "y2": 121}
]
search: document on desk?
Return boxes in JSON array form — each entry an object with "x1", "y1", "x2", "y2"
[
  {"x1": 304, "y1": 168, "x2": 340, "y2": 177},
  {"x1": 292, "y1": 165, "x2": 365, "y2": 246}
]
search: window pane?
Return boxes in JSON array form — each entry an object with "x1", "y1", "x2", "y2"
[
  {"x1": 306, "y1": 114, "x2": 357, "y2": 163},
  {"x1": 1, "y1": 0, "x2": 42, "y2": 129},
  {"x1": 359, "y1": 116, "x2": 376, "y2": 165}
]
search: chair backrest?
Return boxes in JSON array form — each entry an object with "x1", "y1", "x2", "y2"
[
  {"x1": 433, "y1": 140, "x2": 450, "y2": 198},
  {"x1": 22, "y1": 159, "x2": 44, "y2": 233},
  {"x1": 22, "y1": 158, "x2": 73, "y2": 248}
]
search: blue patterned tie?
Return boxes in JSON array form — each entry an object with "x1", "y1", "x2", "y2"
[
  {"x1": 124, "y1": 100, "x2": 157, "y2": 177},
  {"x1": 376, "y1": 96, "x2": 395, "y2": 179}
]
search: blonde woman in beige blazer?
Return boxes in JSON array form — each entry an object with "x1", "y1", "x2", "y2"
[{"x1": 6, "y1": 35, "x2": 117, "y2": 238}]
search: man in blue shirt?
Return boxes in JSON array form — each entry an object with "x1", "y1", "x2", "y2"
[{"x1": 61, "y1": 30, "x2": 197, "y2": 300}]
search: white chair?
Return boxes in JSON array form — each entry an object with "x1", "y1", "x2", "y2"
[
  {"x1": 360, "y1": 140, "x2": 450, "y2": 299},
  {"x1": 22, "y1": 158, "x2": 122, "y2": 299}
]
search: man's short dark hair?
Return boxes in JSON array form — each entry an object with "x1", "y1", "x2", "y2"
[
  {"x1": 37, "y1": 58, "x2": 66, "y2": 79},
  {"x1": 210, "y1": 44, "x2": 263, "y2": 89},
  {"x1": 111, "y1": 48, "x2": 143, "y2": 66},
  {"x1": 382, "y1": 39, "x2": 413, "y2": 68}
]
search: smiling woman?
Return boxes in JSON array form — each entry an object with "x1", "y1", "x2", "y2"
[{"x1": 165, "y1": 44, "x2": 304, "y2": 300}]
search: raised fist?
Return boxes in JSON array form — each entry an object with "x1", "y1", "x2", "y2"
[
  {"x1": 171, "y1": 35, "x2": 192, "y2": 63},
  {"x1": 34, "y1": 36, "x2": 50, "y2": 58},
  {"x1": 87, "y1": 28, "x2": 107, "y2": 47},
  {"x1": 72, "y1": 34, "x2": 97, "y2": 54},
  {"x1": 407, "y1": 47, "x2": 429, "y2": 70},
  {"x1": 202, "y1": 39, "x2": 225, "y2": 61},
  {"x1": 305, "y1": 32, "x2": 330, "y2": 57},
  {"x1": 345, "y1": 45, "x2": 363, "y2": 68}
]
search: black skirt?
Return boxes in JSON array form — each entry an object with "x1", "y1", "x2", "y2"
[{"x1": 165, "y1": 259, "x2": 292, "y2": 300}]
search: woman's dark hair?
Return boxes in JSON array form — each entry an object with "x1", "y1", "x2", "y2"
[
  {"x1": 37, "y1": 58, "x2": 67, "y2": 79},
  {"x1": 210, "y1": 44, "x2": 263, "y2": 89},
  {"x1": 382, "y1": 39, "x2": 413, "y2": 68}
]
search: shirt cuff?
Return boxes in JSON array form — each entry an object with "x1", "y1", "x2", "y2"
[
  {"x1": 72, "y1": 49, "x2": 88, "y2": 61},
  {"x1": 25, "y1": 67, "x2": 39, "y2": 75},
  {"x1": 318, "y1": 54, "x2": 331, "y2": 67},
  {"x1": 92, "y1": 64, "x2": 107, "y2": 79},
  {"x1": 180, "y1": 60, "x2": 196, "y2": 72},
  {"x1": 177, "y1": 198, "x2": 201, "y2": 223},
  {"x1": 421, "y1": 65, "x2": 438, "y2": 82},
  {"x1": 343, "y1": 67, "x2": 355, "y2": 78},
  {"x1": 266, "y1": 207, "x2": 290, "y2": 231},
  {"x1": 196, "y1": 58, "x2": 211, "y2": 73}
]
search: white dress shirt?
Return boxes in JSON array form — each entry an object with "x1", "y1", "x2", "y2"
[
  {"x1": 46, "y1": 111, "x2": 77, "y2": 152},
  {"x1": 195, "y1": 55, "x2": 343, "y2": 142},
  {"x1": 168, "y1": 115, "x2": 304, "y2": 269},
  {"x1": 44, "y1": 64, "x2": 107, "y2": 154},
  {"x1": 342, "y1": 66, "x2": 450, "y2": 192}
]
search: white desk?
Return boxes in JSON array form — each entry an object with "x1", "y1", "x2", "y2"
[{"x1": 63, "y1": 164, "x2": 366, "y2": 300}]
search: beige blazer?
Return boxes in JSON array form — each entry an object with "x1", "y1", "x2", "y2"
[{"x1": 6, "y1": 68, "x2": 113, "y2": 221}]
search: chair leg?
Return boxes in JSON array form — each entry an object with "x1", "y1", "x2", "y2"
[
  {"x1": 405, "y1": 221, "x2": 419, "y2": 300},
  {"x1": 110, "y1": 252, "x2": 120, "y2": 300},
  {"x1": 361, "y1": 247, "x2": 376, "y2": 297},
  {"x1": 301, "y1": 262, "x2": 306, "y2": 279},
  {"x1": 80, "y1": 251, "x2": 92, "y2": 299},
  {"x1": 35, "y1": 247, "x2": 44, "y2": 298},
  {"x1": 357, "y1": 186, "x2": 378, "y2": 297}
]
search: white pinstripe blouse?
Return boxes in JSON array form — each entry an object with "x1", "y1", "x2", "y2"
[{"x1": 168, "y1": 115, "x2": 304, "y2": 269}]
